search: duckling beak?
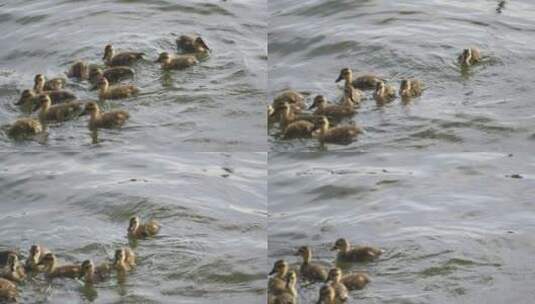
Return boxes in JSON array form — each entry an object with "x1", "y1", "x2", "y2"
[
  {"x1": 79, "y1": 109, "x2": 88, "y2": 117},
  {"x1": 330, "y1": 246, "x2": 337, "y2": 251},
  {"x1": 15, "y1": 97, "x2": 24, "y2": 106},
  {"x1": 308, "y1": 103, "x2": 317, "y2": 110},
  {"x1": 335, "y1": 75, "x2": 343, "y2": 83},
  {"x1": 268, "y1": 268, "x2": 276, "y2": 275}
]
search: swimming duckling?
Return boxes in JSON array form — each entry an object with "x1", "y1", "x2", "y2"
[
  {"x1": 308, "y1": 95, "x2": 354, "y2": 118},
  {"x1": 25, "y1": 245, "x2": 49, "y2": 272},
  {"x1": 1, "y1": 255, "x2": 25, "y2": 283},
  {"x1": 113, "y1": 248, "x2": 136, "y2": 272},
  {"x1": 38, "y1": 253, "x2": 81, "y2": 279},
  {"x1": 373, "y1": 81, "x2": 396, "y2": 105},
  {"x1": 35, "y1": 95, "x2": 82, "y2": 124},
  {"x1": 7, "y1": 117, "x2": 43, "y2": 140},
  {"x1": 0, "y1": 278, "x2": 18, "y2": 303},
  {"x1": 336, "y1": 68, "x2": 383, "y2": 91},
  {"x1": 337, "y1": 270, "x2": 369, "y2": 290},
  {"x1": 275, "y1": 102, "x2": 317, "y2": 130},
  {"x1": 295, "y1": 246, "x2": 327, "y2": 282},
  {"x1": 399, "y1": 79, "x2": 423, "y2": 101},
  {"x1": 335, "y1": 68, "x2": 364, "y2": 103},
  {"x1": 269, "y1": 260, "x2": 289, "y2": 295},
  {"x1": 313, "y1": 116, "x2": 361, "y2": 145},
  {"x1": 316, "y1": 284, "x2": 336, "y2": 304},
  {"x1": 458, "y1": 47, "x2": 481, "y2": 66},
  {"x1": 33, "y1": 74, "x2": 66, "y2": 93},
  {"x1": 331, "y1": 238, "x2": 382, "y2": 263},
  {"x1": 89, "y1": 66, "x2": 135, "y2": 89},
  {"x1": 97, "y1": 77, "x2": 139, "y2": 100},
  {"x1": 269, "y1": 271, "x2": 297, "y2": 304},
  {"x1": 272, "y1": 91, "x2": 306, "y2": 111},
  {"x1": 82, "y1": 101, "x2": 129, "y2": 131},
  {"x1": 128, "y1": 216, "x2": 160, "y2": 239},
  {"x1": 155, "y1": 52, "x2": 198, "y2": 70},
  {"x1": 16, "y1": 89, "x2": 76, "y2": 110},
  {"x1": 325, "y1": 268, "x2": 348, "y2": 302},
  {"x1": 67, "y1": 61, "x2": 90, "y2": 79},
  {"x1": 176, "y1": 35, "x2": 210, "y2": 55},
  {"x1": 103, "y1": 44, "x2": 144, "y2": 66},
  {"x1": 79, "y1": 260, "x2": 111, "y2": 284}
]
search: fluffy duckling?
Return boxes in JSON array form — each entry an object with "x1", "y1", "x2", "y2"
[
  {"x1": 308, "y1": 95, "x2": 354, "y2": 118},
  {"x1": 33, "y1": 74, "x2": 66, "y2": 93},
  {"x1": 275, "y1": 102, "x2": 317, "y2": 130},
  {"x1": 16, "y1": 89, "x2": 76, "y2": 110},
  {"x1": 25, "y1": 245, "x2": 49, "y2": 272},
  {"x1": 331, "y1": 238, "x2": 382, "y2": 263},
  {"x1": 155, "y1": 52, "x2": 198, "y2": 70},
  {"x1": 269, "y1": 260, "x2": 288, "y2": 295},
  {"x1": 176, "y1": 35, "x2": 210, "y2": 55},
  {"x1": 1, "y1": 255, "x2": 25, "y2": 283},
  {"x1": 458, "y1": 47, "x2": 481, "y2": 66},
  {"x1": 317, "y1": 284, "x2": 336, "y2": 304},
  {"x1": 67, "y1": 61, "x2": 89, "y2": 79},
  {"x1": 313, "y1": 116, "x2": 361, "y2": 145},
  {"x1": 325, "y1": 268, "x2": 348, "y2": 302},
  {"x1": 399, "y1": 79, "x2": 423, "y2": 101},
  {"x1": 269, "y1": 271, "x2": 297, "y2": 304},
  {"x1": 113, "y1": 248, "x2": 136, "y2": 272},
  {"x1": 89, "y1": 66, "x2": 135, "y2": 88},
  {"x1": 97, "y1": 77, "x2": 139, "y2": 100},
  {"x1": 128, "y1": 216, "x2": 160, "y2": 239},
  {"x1": 82, "y1": 101, "x2": 129, "y2": 131},
  {"x1": 7, "y1": 117, "x2": 43, "y2": 140},
  {"x1": 38, "y1": 253, "x2": 81, "y2": 279},
  {"x1": 295, "y1": 246, "x2": 327, "y2": 282},
  {"x1": 272, "y1": 91, "x2": 306, "y2": 112},
  {"x1": 35, "y1": 95, "x2": 82, "y2": 123},
  {"x1": 103, "y1": 44, "x2": 144, "y2": 66},
  {"x1": 336, "y1": 68, "x2": 383, "y2": 91},
  {"x1": 373, "y1": 81, "x2": 396, "y2": 105},
  {"x1": 335, "y1": 68, "x2": 364, "y2": 103},
  {"x1": 0, "y1": 278, "x2": 18, "y2": 303},
  {"x1": 337, "y1": 270, "x2": 369, "y2": 290},
  {"x1": 79, "y1": 260, "x2": 111, "y2": 284}
]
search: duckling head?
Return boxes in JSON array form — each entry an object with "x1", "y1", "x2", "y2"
[
  {"x1": 103, "y1": 44, "x2": 114, "y2": 61},
  {"x1": 326, "y1": 268, "x2": 342, "y2": 283},
  {"x1": 97, "y1": 77, "x2": 110, "y2": 91},
  {"x1": 460, "y1": 48, "x2": 471, "y2": 65},
  {"x1": 29, "y1": 245, "x2": 42, "y2": 263},
  {"x1": 375, "y1": 81, "x2": 386, "y2": 96},
  {"x1": 331, "y1": 238, "x2": 349, "y2": 252},
  {"x1": 194, "y1": 37, "x2": 210, "y2": 52},
  {"x1": 308, "y1": 95, "x2": 326, "y2": 110},
  {"x1": 80, "y1": 260, "x2": 94, "y2": 278},
  {"x1": 178, "y1": 35, "x2": 195, "y2": 49},
  {"x1": 37, "y1": 253, "x2": 55, "y2": 269},
  {"x1": 317, "y1": 285, "x2": 336, "y2": 304},
  {"x1": 34, "y1": 95, "x2": 51, "y2": 112},
  {"x1": 34, "y1": 74, "x2": 45, "y2": 91},
  {"x1": 113, "y1": 248, "x2": 126, "y2": 266},
  {"x1": 82, "y1": 102, "x2": 100, "y2": 117},
  {"x1": 335, "y1": 68, "x2": 352, "y2": 83},
  {"x1": 399, "y1": 79, "x2": 411, "y2": 96},
  {"x1": 313, "y1": 116, "x2": 330, "y2": 133},
  {"x1": 269, "y1": 259, "x2": 288, "y2": 276},
  {"x1": 16, "y1": 89, "x2": 35, "y2": 105},
  {"x1": 128, "y1": 216, "x2": 140, "y2": 233},
  {"x1": 89, "y1": 67, "x2": 103, "y2": 81},
  {"x1": 6, "y1": 254, "x2": 18, "y2": 273},
  {"x1": 295, "y1": 246, "x2": 312, "y2": 262},
  {"x1": 155, "y1": 52, "x2": 171, "y2": 64}
]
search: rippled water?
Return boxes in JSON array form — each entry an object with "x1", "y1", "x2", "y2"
[
  {"x1": 0, "y1": 152, "x2": 267, "y2": 303},
  {"x1": 269, "y1": 0, "x2": 535, "y2": 152},
  {"x1": 0, "y1": 0, "x2": 267, "y2": 152},
  {"x1": 269, "y1": 152, "x2": 535, "y2": 303}
]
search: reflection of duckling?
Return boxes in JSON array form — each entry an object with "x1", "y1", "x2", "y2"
[
  {"x1": 272, "y1": 91, "x2": 306, "y2": 111},
  {"x1": 458, "y1": 47, "x2": 481, "y2": 66},
  {"x1": 316, "y1": 284, "x2": 336, "y2": 304},
  {"x1": 176, "y1": 35, "x2": 210, "y2": 55},
  {"x1": 374, "y1": 81, "x2": 396, "y2": 105},
  {"x1": 335, "y1": 68, "x2": 364, "y2": 103},
  {"x1": 7, "y1": 117, "x2": 43, "y2": 140},
  {"x1": 38, "y1": 253, "x2": 81, "y2": 279},
  {"x1": 103, "y1": 44, "x2": 144, "y2": 66},
  {"x1": 79, "y1": 260, "x2": 111, "y2": 284},
  {"x1": 325, "y1": 268, "x2": 348, "y2": 302},
  {"x1": 97, "y1": 77, "x2": 139, "y2": 100},
  {"x1": 36, "y1": 95, "x2": 82, "y2": 123},
  {"x1": 155, "y1": 52, "x2": 198, "y2": 70},
  {"x1": 128, "y1": 216, "x2": 160, "y2": 238},
  {"x1": 0, "y1": 278, "x2": 18, "y2": 303},
  {"x1": 268, "y1": 260, "x2": 288, "y2": 295},
  {"x1": 331, "y1": 238, "x2": 382, "y2": 263},
  {"x1": 313, "y1": 116, "x2": 361, "y2": 145},
  {"x1": 295, "y1": 246, "x2": 327, "y2": 282},
  {"x1": 268, "y1": 271, "x2": 297, "y2": 304},
  {"x1": 113, "y1": 248, "x2": 136, "y2": 272},
  {"x1": 399, "y1": 79, "x2": 423, "y2": 101},
  {"x1": 82, "y1": 101, "x2": 129, "y2": 131},
  {"x1": 25, "y1": 245, "x2": 49, "y2": 272},
  {"x1": 308, "y1": 95, "x2": 354, "y2": 118},
  {"x1": 33, "y1": 74, "x2": 66, "y2": 93},
  {"x1": 89, "y1": 66, "x2": 135, "y2": 88},
  {"x1": 1, "y1": 255, "x2": 25, "y2": 283}
]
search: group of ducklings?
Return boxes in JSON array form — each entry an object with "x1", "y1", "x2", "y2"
[
  {"x1": 0, "y1": 216, "x2": 160, "y2": 302},
  {"x1": 5, "y1": 35, "x2": 210, "y2": 141},
  {"x1": 268, "y1": 47, "x2": 482, "y2": 145},
  {"x1": 268, "y1": 238, "x2": 383, "y2": 304}
]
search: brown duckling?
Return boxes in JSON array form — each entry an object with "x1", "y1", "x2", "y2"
[
  {"x1": 67, "y1": 61, "x2": 90, "y2": 79},
  {"x1": 128, "y1": 216, "x2": 160, "y2": 239},
  {"x1": 275, "y1": 102, "x2": 317, "y2": 129},
  {"x1": 268, "y1": 271, "x2": 297, "y2": 304},
  {"x1": 269, "y1": 259, "x2": 288, "y2": 295},
  {"x1": 338, "y1": 270, "x2": 369, "y2": 290},
  {"x1": 97, "y1": 77, "x2": 139, "y2": 100},
  {"x1": 399, "y1": 79, "x2": 423, "y2": 101},
  {"x1": 458, "y1": 47, "x2": 481, "y2": 66},
  {"x1": 325, "y1": 268, "x2": 348, "y2": 302},
  {"x1": 316, "y1": 284, "x2": 336, "y2": 304},
  {"x1": 313, "y1": 116, "x2": 361, "y2": 145},
  {"x1": 176, "y1": 35, "x2": 210, "y2": 55},
  {"x1": 38, "y1": 253, "x2": 81, "y2": 279},
  {"x1": 295, "y1": 246, "x2": 327, "y2": 282},
  {"x1": 113, "y1": 248, "x2": 136, "y2": 272},
  {"x1": 79, "y1": 260, "x2": 111, "y2": 284},
  {"x1": 82, "y1": 101, "x2": 129, "y2": 131},
  {"x1": 16, "y1": 89, "x2": 76, "y2": 110},
  {"x1": 155, "y1": 52, "x2": 198, "y2": 70},
  {"x1": 272, "y1": 91, "x2": 306, "y2": 111},
  {"x1": 331, "y1": 238, "x2": 382, "y2": 263},
  {"x1": 35, "y1": 95, "x2": 82, "y2": 124},
  {"x1": 89, "y1": 66, "x2": 135, "y2": 88},
  {"x1": 308, "y1": 95, "x2": 354, "y2": 118},
  {"x1": 7, "y1": 117, "x2": 43, "y2": 140},
  {"x1": 1, "y1": 255, "x2": 25, "y2": 283},
  {"x1": 373, "y1": 81, "x2": 396, "y2": 105},
  {"x1": 25, "y1": 244, "x2": 49, "y2": 272},
  {"x1": 103, "y1": 44, "x2": 144, "y2": 66},
  {"x1": 33, "y1": 74, "x2": 66, "y2": 93},
  {"x1": 336, "y1": 68, "x2": 384, "y2": 91},
  {"x1": 335, "y1": 68, "x2": 364, "y2": 104},
  {"x1": 0, "y1": 278, "x2": 18, "y2": 303}
]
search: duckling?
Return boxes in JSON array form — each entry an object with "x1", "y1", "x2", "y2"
[
  {"x1": 128, "y1": 216, "x2": 160, "y2": 238},
  {"x1": 79, "y1": 260, "x2": 111, "y2": 284},
  {"x1": 295, "y1": 246, "x2": 327, "y2": 282},
  {"x1": 176, "y1": 35, "x2": 210, "y2": 55},
  {"x1": 336, "y1": 68, "x2": 384, "y2": 91},
  {"x1": 308, "y1": 95, "x2": 354, "y2": 118},
  {"x1": 338, "y1": 271, "x2": 369, "y2": 290},
  {"x1": 113, "y1": 248, "x2": 135, "y2": 272},
  {"x1": 325, "y1": 268, "x2": 348, "y2": 302},
  {"x1": 331, "y1": 238, "x2": 382, "y2": 263},
  {"x1": 275, "y1": 102, "x2": 317, "y2": 130},
  {"x1": 82, "y1": 101, "x2": 129, "y2": 131},
  {"x1": 25, "y1": 244, "x2": 49, "y2": 272},
  {"x1": 33, "y1": 74, "x2": 66, "y2": 93},
  {"x1": 335, "y1": 68, "x2": 364, "y2": 103},
  {"x1": 7, "y1": 117, "x2": 43, "y2": 140},
  {"x1": 103, "y1": 44, "x2": 144, "y2": 66},
  {"x1": 272, "y1": 91, "x2": 306, "y2": 111},
  {"x1": 458, "y1": 47, "x2": 481, "y2": 66},
  {"x1": 269, "y1": 271, "x2": 297, "y2": 304},
  {"x1": 67, "y1": 61, "x2": 89, "y2": 79},
  {"x1": 399, "y1": 79, "x2": 423, "y2": 101},
  {"x1": 316, "y1": 284, "x2": 336, "y2": 304},
  {"x1": 88, "y1": 66, "x2": 135, "y2": 88},
  {"x1": 313, "y1": 116, "x2": 361, "y2": 145},
  {"x1": 283, "y1": 120, "x2": 315, "y2": 139},
  {"x1": 1, "y1": 255, "x2": 25, "y2": 283},
  {"x1": 97, "y1": 77, "x2": 139, "y2": 100},
  {"x1": 35, "y1": 95, "x2": 83, "y2": 123},
  {"x1": 38, "y1": 253, "x2": 81, "y2": 279},
  {"x1": 0, "y1": 252, "x2": 17, "y2": 268},
  {"x1": 0, "y1": 278, "x2": 18, "y2": 303},
  {"x1": 373, "y1": 81, "x2": 396, "y2": 105},
  {"x1": 16, "y1": 89, "x2": 76, "y2": 110},
  {"x1": 268, "y1": 260, "x2": 288, "y2": 295},
  {"x1": 155, "y1": 52, "x2": 198, "y2": 70}
]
